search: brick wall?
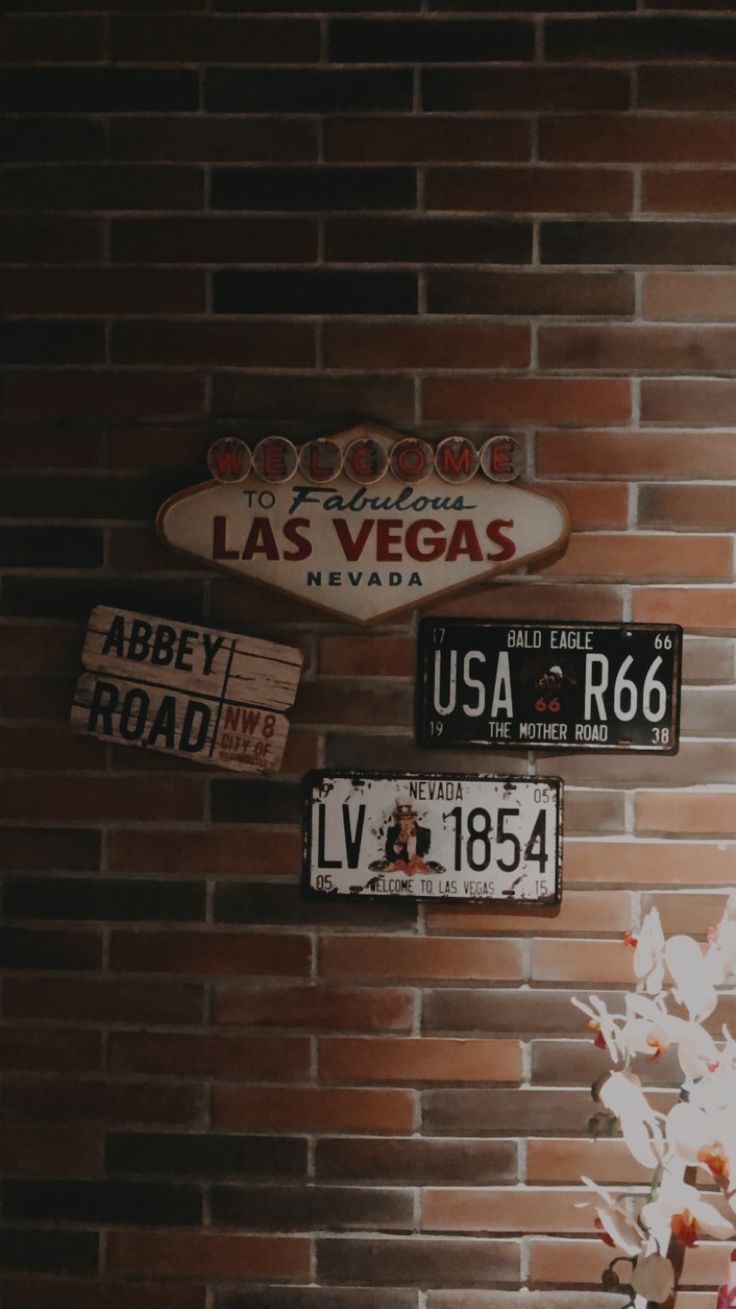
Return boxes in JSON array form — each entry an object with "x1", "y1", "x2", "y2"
[{"x1": 1, "y1": 3, "x2": 735, "y2": 1308}]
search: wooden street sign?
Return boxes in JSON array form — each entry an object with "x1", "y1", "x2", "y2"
[
  {"x1": 303, "y1": 770, "x2": 563, "y2": 904},
  {"x1": 416, "y1": 618, "x2": 682, "y2": 754},
  {"x1": 157, "y1": 424, "x2": 570, "y2": 626},
  {"x1": 71, "y1": 606, "x2": 303, "y2": 773}
]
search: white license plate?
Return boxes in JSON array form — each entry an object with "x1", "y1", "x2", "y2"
[{"x1": 303, "y1": 771, "x2": 562, "y2": 903}]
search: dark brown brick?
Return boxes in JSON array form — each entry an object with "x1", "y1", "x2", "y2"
[
  {"x1": 4, "y1": 978, "x2": 203, "y2": 1025},
  {"x1": 213, "y1": 883, "x2": 418, "y2": 932},
  {"x1": 638, "y1": 484, "x2": 736, "y2": 531},
  {"x1": 2, "y1": 576, "x2": 205, "y2": 623},
  {"x1": 330, "y1": 19, "x2": 532, "y2": 63},
  {"x1": 423, "y1": 1088, "x2": 597, "y2": 1134},
  {"x1": 207, "y1": 69, "x2": 412, "y2": 114},
  {"x1": 0, "y1": 1027, "x2": 100, "y2": 1072},
  {"x1": 113, "y1": 217, "x2": 317, "y2": 265},
  {"x1": 3, "y1": 372, "x2": 205, "y2": 420},
  {"x1": 108, "y1": 828, "x2": 302, "y2": 878},
  {"x1": 0, "y1": 926, "x2": 102, "y2": 970},
  {"x1": 325, "y1": 117, "x2": 531, "y2": 164},
  {"x1": 3, "y1": 165, "x2": 203, "y2": 211},
  {"x1": 427, "y1": 271, "x2": 634, "y2": 316},
  {"x1": 426, "y1": 168, "x2": 632, "y2": 215},
  {"x1": 112, "y1": 16, "x2": 320, "y2": 63},
  {"x1": 107, "y1": 1231, "x2": 310, "y2": 1279},
  {"x1": 542, "y1": 220, "x2": 736, "y2": 265},
  {"x1": 212, "y1": 375, "x2": 415, "y2": 424},
  {"x1": 0, "y1": 1229, "x2": 98, "y2": 1275},
  {"x1": 531, "y1": 1039, "x2": 679, "y2": 1088},
  {"x1": 0, "y1": 525, "x2": 102, "y2": 566},
  {"x1": 218, "y1": 1293, "x2": 416, "y2": 1309},
  {"x1": 423, "y1": 378, "x2": 631, "y2": 424},
  {"x1": 540, "y1": 324, "x2": 736, "y2": 371},
  {"x1": 640, "y1": 65, "x2": 736, "y2": 110},
  {"x1": 212, "y1": 1184, "x2": 414, "y2": 1231},
  {"x1": 105, "y1": 1133, "x2": 307, "y2": 1179},
  {"x1": 3, "y1": 876, "x2": 205, "y2": 923},
  {"x1": 324, "y1": 322, "x2": 529, "y2": 370},
  {"x1": 318, "y1": 1237, "x2": 519, "y2": 1287},
  {"x1": 4, "y1": 1178, "x2": 201, "y2": 1227},
  {"x1": 213, "y1": 271, "x2": 415, "y2": 316},
  {"x1": 294, "y1": 680, "x2": 413, "y2": 728},
  {"x1": 0, "y1": 428, "x2": 102, "y2": 470},
  {"x1": 213, "y1": 1086, "x2": 416, "y2": 1134},
  {"x1": 316, "y1": 1138, "x2": 517, "y2": 1185},
  {"x1": 645, "y1": 169, "x2": 736, "y2": 213},
  {"x1": 112, "y1": 322, "x2": 315, "y2": 367},
  {"x1": 212, "y1": 985, "x2": 414, "y2": 1032},
  {"x1": 0, "y1": 269, "x2": 205, "y2": 314},
  {"x1": 0, "y1": 216, "x2": 104, "y2": 263},
  {"x1": 213, "y1": 167, "x2": 416, "y2": 212},
  {"x1": 110, "y1": 930, "x2": 312, "y2": 977},
  {"x1": 4, "y1": 1076, "x2": 204, "y2": 1126},
  {"x1": 112, "y1": 117, "x2": 318, "y2": 163},
  {"x1": 108, "y1": 1032, "x2": 311, "y2": 1080},
  {"x1": 423, "y1": 68, "x2": 629, "y2": 112},
  {"x1": 4, "y1": 1281, "x2": 206, "y2": 1309},
  {"x1": 642, "y1": 379, "x2": 736, "y2": 425},
  {"x1": 327, "y1": 218, "x2": 531, "y2": 264},
  {"x1": 0, "y1": 778, "x2": 205, "y2": 823},
  {"x1": 540, "y1": 114, "x2": 736, "y2": 163},
  {"x1": 546, "y1": 16, "x2": 736, "y2": 61},
  {"x1": 0, "y1": 68, "x2": 198, "y2": 113},
  {"x1": 423, "y1": 989, "x2": 613, "y2": 1036},
  {"x1": 0, "y1": 1125, "x2": 100, "y2": 1177},
  {"x1": 0, "y1": 15, "x2": 105, "y2": 61},
  {"x1": 0, "y1": 117, "x2": 106, "y2": 162},
  {"x1": 0, "y1": 826, "x2": 100, "y2": 871}
]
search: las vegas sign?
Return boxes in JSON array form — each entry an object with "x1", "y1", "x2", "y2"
[{"x1": 156, "y1": 425, "x2": 570, "y2": 625}]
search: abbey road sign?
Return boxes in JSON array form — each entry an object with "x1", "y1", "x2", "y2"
[
  {"x1": 417, "y1": 619, "x2": 682, "y2": 754},
  {"x1": 303, "y1": 770, "x2": 563, "y2": 904},
  {"x1": 71, "y1": 606, "x2": 302, "y2": 773}
]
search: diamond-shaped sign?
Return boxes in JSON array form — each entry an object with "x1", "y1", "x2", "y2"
[{"x1": 156, "y1": 425, "x2": 570, "y2": 625}]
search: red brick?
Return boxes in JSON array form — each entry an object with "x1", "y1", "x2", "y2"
[
  {"x1": 112, "y1": 16, "x2": 319, "y2": 63},
  {"x1": 541, "y1": 114, "x2": 736, "y2": 162},
  {"x1": 0, "y1": 269, "x2": 205, "y2": 315},
  {"x1": 642, "y1": 379, "x2": 736, "y2": 426},
  {"x1": 421, "y1": 583, "x2": 624, "y2": 623},
  {"x1": 425, "y1": 891, "x2": 631, "y2": 938},
  {"x1": 319, "y1": 1037, "x2": 521, "y2": 1084},
  {"x1": 645, "y1": 271, "x2": 736, "y2": 320},
  {"x1": 109, "y1": 1032, "x2": 310, "y2": 1080},
  {"x1": 640, "y1": 65, "x2": 736, "y2": 110},
  {"x1": 543, "y1": 532, "x2": 731, "y2": 581},
  {"x1": 533, "y1": 481, "x2": 629, "y2": 530},
  {"x1": 0, "y1": 825, "x2": 99, "y2": 871},
  {"x1": 319, "y1": 1236, "x2": 519, "y2": 1287},
  {"x1": 638, "y1": 484, "x2": 736, "y2": 530},
  {"x1": 3, "y1": 372, "x2": 205, "y2": 419},
  {"x1": 110, "y1": 931, "x2": 311, "y2": 977},
  {"x1": 537, "y1": 428, "x2": 736, "y2": 479},
  {"x1": 632, "y1": 587, "x2": 736, "y2": 632},
  {"x1": 645, "y1": 169, "x2": 736, "y2": 214},
  {"x1": 319, "y1": 635, "x2": 415, "y2": 677},
  {"x1": 109, "y1": 829, "x2": 301, "y2": 878},
  {"x1": 293, "y1": 680, "x2": 412, "y2": 729},
  {"x1": 323, "y1": 322, "x2": 530, "y2": 370},
  {"x1": 426, "y1": 167, "x2": 632, "y2": 214},
  {"x1": 531, "y1": 1238, "x2": 727, "y2": 1287},
  {"x1": 540, "y1": 323, "x2": 736, "y2": 371},
  {"x1": 635, "y1": 790, "x2": 736, "y2": 835},
  {"x1": 213, "y1": 1086, "x2": 416, "y2": 1134},
  {"x1": 428, "y1": 269, "x2": 634, "y2": 316},
  {"x1": 325, "y1": 117, "x2": 531, "y2": 164},
  {"x1": 526, "y1": 1137, "x2": 649, "y2": 1185},
  {"x1": 423, "y1": 378, "x2": 631, "y2": 424},
  {"x1": 107, "y1": 1232, "x2": 310, "y2": 1280},
  {"x1": 531, "y1": 940, "x2": 633, "y2": 985},
  {"x1": 564, "y1": 839, "x2": 736, "y2": 886},
  {"x1": 641, "y1": 891, "x2": 735, "y2": 938},
  {"x1": 422, "y1": 1188, "x2": 594, "y2": 1234},
  {"x1": 0, "y1": 778, "x2": 205, "y2": 822},
  {"x1": 213, "y1": 985, "x2": 415, "y2": 1032},
  {"x1": 320, "y1": 936, "x2": 523, "y2": 982},
  {"x1": 0, "y1": 724, "x2": 107, "y2": 771}
]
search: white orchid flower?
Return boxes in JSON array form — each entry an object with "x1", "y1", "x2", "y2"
[
  {"x1": 571, "y1": 994, "x2": 623, "y2": 1061},
  {"x1": 665, "y1": 1099, "x2": 734, "y2": 1185},
  {"x1": 707, "y1": 895, "x2": 736, "y2": 987},
  {"x1": 630, "y1": 1251, "x2": 675, "y2": 1304},
  {"x1": 666, "y1": 1015, "x2": 720, "y2": 1080},
  {"x1": 640, "y1": 1178, "x2": 734, "y2": 1246},
  {"x1": 579, "y1": 1176, "x2": 644, "y2": 1256},
  {"x1": 632, "y1": 909, "x2": 666, "y2": 994},
  {"x1": 599, "y1": 1069, "x2": 665, "y2": 1169},
  {"x1": 665, "y1": 934, "x2": 718, "y2": 1022}
]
